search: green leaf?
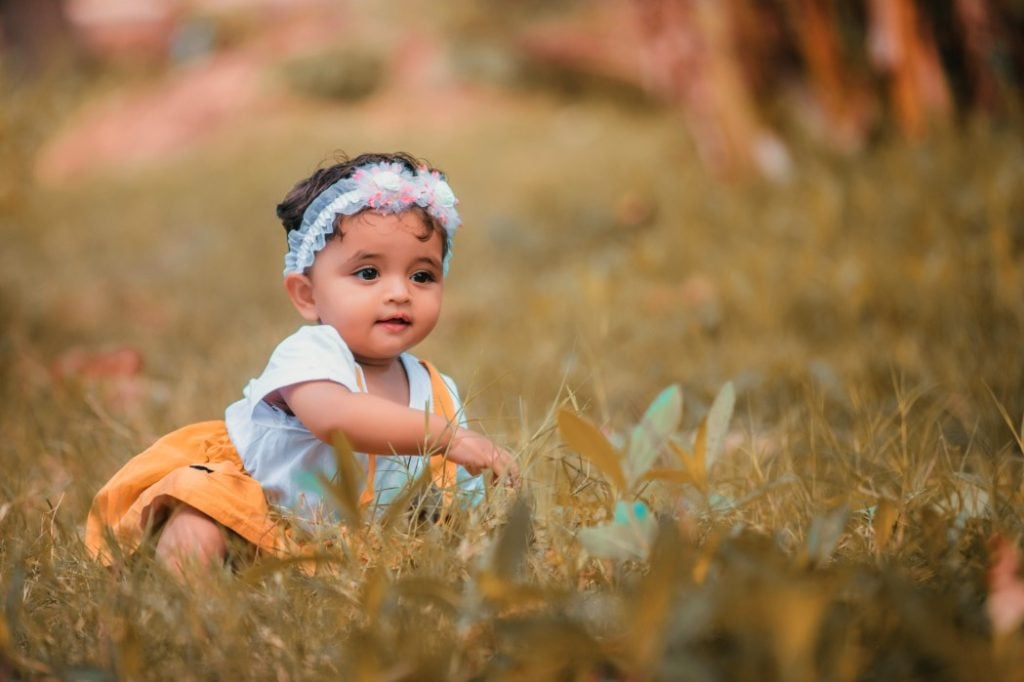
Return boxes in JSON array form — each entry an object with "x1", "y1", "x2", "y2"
[
  {"x1": 557, "y1": 408, "x2": 625, "y2": 491},
  {"x1": 703, "y1": 382, "x2": 735, "y2": 473},
  {"x1": 578, "y1": 505, "x2": 656, "y2": 561},
  {"x1": 613, "y1": 499, "x2": 651, "y2": 526},
  {"x1": 578, "y1": 524, "x2": 652, "y2": 562},
  {"x1": 626, "y1": 385, "x2": 683, "y2": 486}
]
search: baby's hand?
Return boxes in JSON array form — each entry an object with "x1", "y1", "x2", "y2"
[{"x1": 448, "y1": 429, "x2": 520, "y2": 487}]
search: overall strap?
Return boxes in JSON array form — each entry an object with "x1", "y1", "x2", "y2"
[
  {"x1": 420, "y1": 360, "x2": 461, "y2": 507},
  {"x1": 354, "y1": 369, "x2": 376, "y2": 507},
  {"x1": 356, "y1": 361, "x2": 460, "y2": 508}
]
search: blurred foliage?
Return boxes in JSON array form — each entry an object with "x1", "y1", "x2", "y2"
[
  {"x1": 279, "y1": 47, "x2": 386, "y2": 102},
  {"x1": 0, "y1": 68, "x2": 84, "y2": 210},
  {"x1": 443, "y1": 0, "x2": 1024, "y2": 177}
]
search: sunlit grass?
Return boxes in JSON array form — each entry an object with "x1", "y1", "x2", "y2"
[{"x1": 2, "y1": 74, "x2": 1023, "y2": 679}]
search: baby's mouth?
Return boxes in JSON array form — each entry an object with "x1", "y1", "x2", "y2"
[{"x1": 377, "y1": 315, "x2": 411, "y2": 327}]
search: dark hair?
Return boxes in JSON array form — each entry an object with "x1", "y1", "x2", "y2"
[{"x1": 276, "y1": 151, "x2": 450, "y2": 264}]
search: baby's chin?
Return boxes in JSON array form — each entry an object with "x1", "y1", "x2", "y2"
[{"x1": 351, "y1": 347, "x2": 412, "y2": 368}]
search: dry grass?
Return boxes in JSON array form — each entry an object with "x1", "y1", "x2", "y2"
[{"x1": 2, "y1": 71, "x2": 1024, "y2": 680}]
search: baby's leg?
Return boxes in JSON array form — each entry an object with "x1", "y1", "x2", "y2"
[{"x1": 155, "y1": 503, "x2": 227, "y2": 576}]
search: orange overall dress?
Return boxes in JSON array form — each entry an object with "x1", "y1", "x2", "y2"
[{"x1": 85, "y1": 360, "x2": 460, "y2": 563}]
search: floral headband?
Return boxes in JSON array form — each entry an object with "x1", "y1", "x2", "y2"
[{"x1": 284, "y1": 161, "x2": 461, "y2": 276}]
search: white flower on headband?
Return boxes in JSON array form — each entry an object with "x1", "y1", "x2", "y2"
[
  {"x1": 283, "y1": 161, "x2": 461, "y2": 276},
  {"x1": 433, "y1": 181, "x2": 456, "y2": 208},
  {"x1": 372, "y1": 171, "x2": 402, "y2": 192}
]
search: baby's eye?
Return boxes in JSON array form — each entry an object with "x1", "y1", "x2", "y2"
[
  {"x1": 411, "y1": 271, "x2": 437, "y2": 284},
  {"x1": 354, "y1": 267, "x2": 379, "y2": 281}
]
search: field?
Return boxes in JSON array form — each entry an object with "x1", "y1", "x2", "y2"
[{"x1": 2, "y1": 64, "x2": 1024, "y2": 680}]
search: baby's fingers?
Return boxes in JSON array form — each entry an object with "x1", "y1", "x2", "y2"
[{"x1": 493, "y1": 455, "x2": 521, "y2": 489}]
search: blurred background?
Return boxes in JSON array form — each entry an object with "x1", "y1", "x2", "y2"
[
  {"x1": 4, "y1": 5, "x2": 1024, "y2": 677},
  {"x1": 1, "y1": 0, "x2": 1023, "y2": 512}
]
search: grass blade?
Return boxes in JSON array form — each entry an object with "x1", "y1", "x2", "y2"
[
  {"x1": 629, "y1": 520, "x2": 683, "y2": 673},
  {"x1": 491, "y1": 497, "x2": 532, "y2": 580},
  {"x1": 327, "y1": 431, "x2": 364, "y2": 527},
  {"x1": 872, "y1": 500, "x2": 899, "y2": 555}
]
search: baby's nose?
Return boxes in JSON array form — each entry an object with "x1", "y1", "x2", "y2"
[{"x1": 384, "y1": 276, "x2": 411, "y2": 300}]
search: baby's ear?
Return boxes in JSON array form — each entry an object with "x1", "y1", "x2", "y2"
[{"x1": 283, "y1": 273, "x2": 319, "y2": 322}]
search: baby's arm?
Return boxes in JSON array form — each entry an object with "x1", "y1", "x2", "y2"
[{"x1": 279, "y1": 380, "x2": 518, "y2": 482}]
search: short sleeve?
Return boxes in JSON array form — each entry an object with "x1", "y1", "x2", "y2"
[{"x1": 243, "y1": 325, "x2": 361, "y2": 415}]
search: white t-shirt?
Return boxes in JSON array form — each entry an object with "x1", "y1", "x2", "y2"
[{"x1": 224, "y1": 325, "x2": 482, "y2": 518}]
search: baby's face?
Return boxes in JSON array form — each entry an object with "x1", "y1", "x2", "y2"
[{"x1": 305, "y1": 210, "x2": 444, "y2": 367}]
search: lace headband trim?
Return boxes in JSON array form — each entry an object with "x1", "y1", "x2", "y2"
[{"x1": 284, "y1": 161, "x2": 461, "y2": 276}]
